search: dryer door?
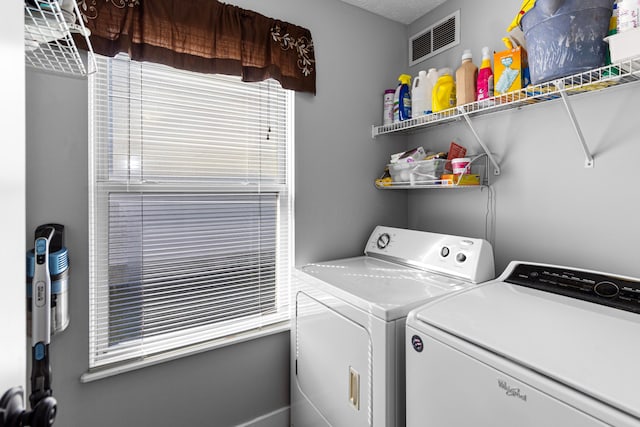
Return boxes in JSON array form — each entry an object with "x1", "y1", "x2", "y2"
[
  {"x1": 406, "y1": 327, "x2": 620, "y2": 427},
  {"x1": 294, "y1": 291, "x2": 371, "y2": 427}
]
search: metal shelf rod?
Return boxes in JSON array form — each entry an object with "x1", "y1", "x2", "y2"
[
  {"x1": 556, "y1": 80, "x2": 595, "y2": 168},
  {"x1": 457, "y1": 107, "x2": 501, "y2": 175}
]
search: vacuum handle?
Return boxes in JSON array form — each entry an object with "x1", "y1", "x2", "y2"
[
  {"x1": 30, "y1": 228, "x2": 55, "y2": 408},
  {"x1": 32, "y1": 232, "x2": 53, "y2": 346}
]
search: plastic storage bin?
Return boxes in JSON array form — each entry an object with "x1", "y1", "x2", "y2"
[
  {"x1": 521, "y1": 0, "x2": 614, "y2": 84},
  {"x1": 605, "y1": 26, "x2": 640, "y2": 62},
  {"x1": 389, "y1": 159, "x2": 446, "y2": 184}
]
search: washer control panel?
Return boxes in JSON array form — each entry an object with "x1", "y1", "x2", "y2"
[{"x1": 505, "y1": 263, "x2": 640, "y2": 314}]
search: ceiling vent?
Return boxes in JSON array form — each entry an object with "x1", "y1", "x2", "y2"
[{"x1": 409, "y1": 10, "x2": 460, "y2": 66}]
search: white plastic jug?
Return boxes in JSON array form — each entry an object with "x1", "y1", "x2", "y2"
[{"x1": 412, "y1": 68, "x2": 438, "y2": 116}]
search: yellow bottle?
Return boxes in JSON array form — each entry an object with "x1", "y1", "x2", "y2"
[{"x1": 432, "y1": 68, "x2": 456, "y2": 113}]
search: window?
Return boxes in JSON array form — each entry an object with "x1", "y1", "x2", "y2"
[{"x1": 87, "y1": 54, "x2": 293, "y2": 372}]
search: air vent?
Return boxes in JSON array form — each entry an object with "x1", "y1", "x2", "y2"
[{"x1": 409, "y1": 10, "x2": 460, "y2": 66}]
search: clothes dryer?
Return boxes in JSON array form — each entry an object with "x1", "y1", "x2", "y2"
[{"x1": 291, "y1": 226, "x2": 495, "y2": 426}]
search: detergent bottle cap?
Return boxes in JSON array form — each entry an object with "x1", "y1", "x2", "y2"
[
  {"x1": 398, "y1": 74, "x2": 412, "y2": 85},
  {"x1": 481, "y1": 46, "x2": 491, "y2": 59},
  {"x1": 462, "y1": 49, "x2": 473, "y2": 61},
  {"x1": 438, "y1": 67, "x2": 452, "y2": 76},
  {"x1": 418, "y1": 70, "x2": 427, "y2": 77}
]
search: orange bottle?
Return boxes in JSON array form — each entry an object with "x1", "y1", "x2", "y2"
[{"x1": 455, "y1": 49, "x2": 478, "y2": 106}]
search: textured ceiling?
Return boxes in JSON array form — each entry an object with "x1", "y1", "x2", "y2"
[{"x1": 338, "y1": 0, "x2": 448, "y2": 24}]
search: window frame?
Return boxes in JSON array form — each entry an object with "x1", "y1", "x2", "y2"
[{"x1": 83, "y1": 54, "x2": 295, "y2": 381}]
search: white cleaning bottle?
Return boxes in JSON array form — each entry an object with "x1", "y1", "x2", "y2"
[
  {"x1": 412, "y1": 68, "x2": 438, "y2": 116},
  {"x1": 412, "y1": 70, "x2": 428, "y2": 117},
  {"x1": 424, "y1": 68, "x2": 438, "y2": 114}
]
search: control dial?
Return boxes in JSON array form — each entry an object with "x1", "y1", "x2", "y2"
[
  {"x1": 440, "y1": 247, "x2": 450, "y2": 257},
  {"x1": 376, "y1": 233, "x2": 391, "y2": 249},
  {"x1": 456, "y1": 253, "x2": 467, "y2": 263},
  {"x1": 594, "y1": 281, "x2": 619, "y2": 298}
]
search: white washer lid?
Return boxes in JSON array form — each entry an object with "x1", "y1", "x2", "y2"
[
  {"x1": 299, "y1": 256, "x2": 472, "y2": 321},
  {"x1": 411, "y1": 281, "x2": 640, "y2": 419}
]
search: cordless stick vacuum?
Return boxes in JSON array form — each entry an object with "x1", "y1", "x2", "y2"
[
  {"x1": 28, "y1": 225, "x2": 58, "y2": 426},
  {"x1": 0, "y1": 224, "x2": 68, "y2": 427}
]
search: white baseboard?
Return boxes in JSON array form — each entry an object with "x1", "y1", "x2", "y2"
[{"x1": 236, "y1": 406, "x2": 290, "y2": 427}]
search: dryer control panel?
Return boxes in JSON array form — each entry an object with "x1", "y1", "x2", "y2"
[
  {"x1": 364, "y1": 226, "x2": 495, "y2": 284},
  {"x1": 506, "y1": 263, "x2": 640, "y2": 314}
]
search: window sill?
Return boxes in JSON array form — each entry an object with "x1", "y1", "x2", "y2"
[{"x1": 80, "y1": 321, "x2": 291, "y2": 383}]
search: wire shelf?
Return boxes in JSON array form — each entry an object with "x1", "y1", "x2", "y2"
[
  {"x1": 375, "y1": 153, "x2": 490, "y2": 190},
  {"x1": 372, "y1": 56, "x2": 640, "y2": 137},
  {"x1": 24, "y1": 0, "x2": 96, "y2": 77}
]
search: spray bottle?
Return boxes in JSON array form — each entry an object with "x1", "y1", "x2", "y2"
[
  {"x1": 477, "y1": 47, "x2": 494, "y2": 101},
  {"x1": 393, "y1": 74, "x2": 412, "y2": 122}
]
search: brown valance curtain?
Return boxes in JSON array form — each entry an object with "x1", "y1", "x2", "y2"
[{"x1": 74, "y1": 0, "x2": 316, "y2": 94}]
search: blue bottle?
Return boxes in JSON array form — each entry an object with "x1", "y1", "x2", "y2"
[{"x1": 393, "y1": 74, "x2": 412, "y2": 122}]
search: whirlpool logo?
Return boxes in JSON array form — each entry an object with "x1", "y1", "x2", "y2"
[{"x1": 497, "y1": 379, "x2": 527, "y2": 402}]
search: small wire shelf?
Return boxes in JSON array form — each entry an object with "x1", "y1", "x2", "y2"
[
  {"x1": 24, "y1": 0, "x2": 96, "y2": 77},
  {"x1": 372, "y1": 56, "x2": 640, "y2": 137},
  {"x1": 375, "y1": 154, "x2": 490, "y2": 190}
]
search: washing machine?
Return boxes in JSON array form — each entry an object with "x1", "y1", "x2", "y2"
[
  {"x1": 406, "y1": 261, "x2": 640, "y2": 427},
  {"x1": 290, "y1": 225, "x2": 495, "y2": 427}
]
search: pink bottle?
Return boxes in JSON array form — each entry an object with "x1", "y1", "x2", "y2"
[{"x1": 477, "y1": 47, "x2": 494, "y2": 101}]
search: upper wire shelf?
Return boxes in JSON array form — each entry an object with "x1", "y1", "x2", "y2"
[
  {"x1": 24, "y1": 0, "x2": 96, "y2": 77},
  {"x1": 372, "y1": 56, "x2": 640, "y2": 137}
]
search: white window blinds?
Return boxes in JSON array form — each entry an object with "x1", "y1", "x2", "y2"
[{"x1": 88, "y1": 54, "x2": 293, "y2": 370}]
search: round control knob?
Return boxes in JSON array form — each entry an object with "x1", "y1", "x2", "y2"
[
  {"x1": 440, "y1": 247, "x2": 450, "y2": 257},
  {"x1": 376, "y1": 233, "x2": 391, "y2": 249},
  {"x1": 456, "y1": 253, "x2": 467, "y2": 263},
  {"x1": 594, "y1": 281, "x2": 619, "y2": 298}
]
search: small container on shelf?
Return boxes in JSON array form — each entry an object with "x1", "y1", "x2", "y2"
[
  {"x1": 605, "y1": 26, "x2": 640, "y2": 63},
  {"x1": 440, "y1": 174, "x2": 481, "y2": 186},
  {"x1": 388, "y1": 159, "x2": 447, "y2": 185}
]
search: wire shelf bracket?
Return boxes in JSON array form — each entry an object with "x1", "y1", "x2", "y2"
[
  {"x1": 556, "y1": 80, "x2": 595, "y2": 168},
  {"x1": 457, "y1": 106, "x2": 501, "y2": 175}
]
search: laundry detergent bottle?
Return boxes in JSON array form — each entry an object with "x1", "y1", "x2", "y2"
[
  {"x1": 412, "y1": 68, "x2": 438, "y2": 117},
  {"x1": 455, "y1": 49, "x2": 478, "y2": 106},
  {"x1": 432, "y1": 68, "x2": 456, "y2": 113},
  {"x1": 477, "y1": 46, "x2": 494, "y2": 101},
  {"x1": 411, "y1": 71, "x2": 428, "y2": 118},
  {"x1": 393, "y1": 74, "x2": 412, "y2": 122}
]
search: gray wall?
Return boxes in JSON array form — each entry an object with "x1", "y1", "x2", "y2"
[
  {"x1": 406, "y1": 0, "x2": 640, "y2": 277},
  {"x1": 24, "y1": 0, "x2": 406, "y2": 426},
  {"x1": 230, "y1": 0, "x2": 409, "y2": 265}
]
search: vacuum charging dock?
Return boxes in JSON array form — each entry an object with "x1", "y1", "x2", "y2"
[{"x1": 26, "y1": 224, "x2": 69, "y2": 336}]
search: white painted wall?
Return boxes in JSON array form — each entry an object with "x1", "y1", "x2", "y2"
[{"x1": 0, "y1": 0, "x2": 26, "y2": 397}]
